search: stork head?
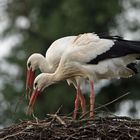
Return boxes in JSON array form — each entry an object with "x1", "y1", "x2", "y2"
[
  {"x1": 26, "y1": 53, "x2": 45, "y2": 99},
  {"x1": 26, "y1": 73, "x2": 54, "y2": 114}
]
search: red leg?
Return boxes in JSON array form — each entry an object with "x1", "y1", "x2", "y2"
[
  {"x1": 73, "y1": 84, "x2": 86, "y2": 119},
  {"x1": 77, "y1": 86, "x2": 86, "y2": 115},
  {"x1": 73, "y1": 91, "x2": 80, "y2": 119},
  {"x1": 90, "y1": 80, "x2": 95, "y2": 117}
]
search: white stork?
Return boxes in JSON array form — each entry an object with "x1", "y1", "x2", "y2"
[
  {"x1": 27, "y1": 33, "x2": 140, "y2": 117},
  {"x1": 26, "y1": 36, "x2": 86, "y2": 119}
]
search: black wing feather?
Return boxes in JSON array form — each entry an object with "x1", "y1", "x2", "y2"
[
  {"x1": 127, "y1": 63, "x2": 138, "y2": 74},
  {"x1": 87, "y1": 35, "x2": 140, "y2": 64}
]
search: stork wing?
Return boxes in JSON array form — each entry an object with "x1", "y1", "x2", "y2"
[{"x1": 62, "y1": 33, "x2": 140, "y2": 65}]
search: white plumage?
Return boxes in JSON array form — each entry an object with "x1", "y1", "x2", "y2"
[
  {"x1": 26, "y1": 35, "x2": 86, "y2": 118},
  {"x1": 27, "y1": 33, "x2": 140, "y2": 118}
]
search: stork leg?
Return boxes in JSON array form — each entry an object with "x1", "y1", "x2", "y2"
[
  {"x1": 78, "y1": 85, "x2": 86, "y2": 116},
  {"x1": 89, "y1": 80, "x2": 95, "y2": 117},
  {"x1": 73, "y1": 84, "x2": 86, "y2": 119},
  {"x1": 73, "y1": 90, "x2": 80, "y2": 119}
]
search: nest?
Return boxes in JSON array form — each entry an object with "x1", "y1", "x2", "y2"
[{"x1": 0, "y1": 114, "x2": 140, "y2": 140}]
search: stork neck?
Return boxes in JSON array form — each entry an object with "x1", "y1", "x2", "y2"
[
  {"x1": 48, "y1": 71, "x2": 66, "y2": 84},
  {"x1": 50, "y1": 63, "x2": 84, "y2": 83},
  {"x1": 38, "y1": 58, "x2": 51, "y2": 73}
]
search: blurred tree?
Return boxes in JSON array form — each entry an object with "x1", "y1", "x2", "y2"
[
  {"x1": 3, "y1": 0, "x2": 140, "y2": 127},
  {"x1": 96, "y1": 0, "x2": 140, "y2": 116}
]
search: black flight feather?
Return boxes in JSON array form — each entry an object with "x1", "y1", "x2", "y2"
[
  {"x1": 126, "y1": 63, "x2": 138, "y2": 74},
  {"x1": 87, "y1": 35, "x2": 140, "y2": 64}
]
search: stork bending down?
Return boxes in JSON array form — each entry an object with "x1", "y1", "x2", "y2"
[
  {"x1": 27, "y1": 33, "x2": 140, "y2": 117},
  {"x1": 26, "y1": 36, "x2": 86, "y2": 118}
]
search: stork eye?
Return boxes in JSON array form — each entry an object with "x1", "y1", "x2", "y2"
[
  {"x1": 28, "y1": 62, "x2": 31, "y2": 68},
  {"x1": 34, "y1": 82, "x2": 38, "y2": 88}
]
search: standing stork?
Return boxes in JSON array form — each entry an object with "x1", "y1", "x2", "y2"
[
  {"x1": 26, "y1": 36, "x2": 87, "y2": 119},
  {"x1": 27, "y1": 33, "x2": 140, "y2": 117}
]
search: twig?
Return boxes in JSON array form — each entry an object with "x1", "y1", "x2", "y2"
[
  {"x1": 56, "y1": 105, "x2": 63, "y2": 114},
  {"x1": 47, "y1": 114, "x2": 67, "y2": 127},
  {"x1": 47, "y1": 105, "x2": 65, "y2": 127},
  {"x1": 80, "y1": 92, "x2": 130, "y2": 119},
  {"x1": 1, "y1": 127, "x2": 33, "y2": 140},
  {"x1": 55, "y1": 115, "x2": 67, "y2": 127},
  {"x1": 95, "y1": 92, "x2": 130, "y2": 111},
  {"x1": 32, "y1": 113, "x2": 39, "y2": 124},
  {"x1": 47, "y1": 106, "x2": 67, "y2": 127},
  {"x1": 14, "y1": 92, "x2": 25, "y2": 113}
]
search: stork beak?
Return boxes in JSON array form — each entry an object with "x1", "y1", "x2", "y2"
[
  {"x1": 26, "y1": 69, "x2": 35, "y2": 99},
  {"x1": 26, "y1": 88, "x2": 41, "y2": 115}
]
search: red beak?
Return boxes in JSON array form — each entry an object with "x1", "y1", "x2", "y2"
[
  {"x1": 26, "y1": 69, "x2": 35, "y2": 99},
  {"x1": 26, "y1": 88, "x2": 41, "y2": 115}
]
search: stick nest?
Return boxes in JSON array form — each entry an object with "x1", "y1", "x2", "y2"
[{"x1": 0, "y1": 115, "x2": 140, "y2": 140}]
